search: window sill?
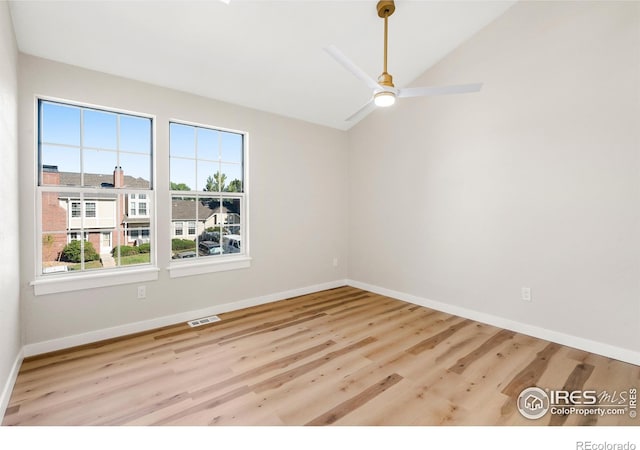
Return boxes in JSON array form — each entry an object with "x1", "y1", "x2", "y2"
[
  {"x1": 30, "y1": 266, "x2": 160, "y2": 296},
  {"x1": 168, "y1": 255, "x2": 252, "y2": 278}
]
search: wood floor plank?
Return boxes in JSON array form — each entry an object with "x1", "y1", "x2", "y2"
[
  {"x1": 3, "y1": 287, "x2": 638, "y2": 426},
  {"x1": 306, "y1": 373, "x2": 403, "y2": 425},
  {"x1": 448, "y1": 329, "x2": 516, "y2": 374}
]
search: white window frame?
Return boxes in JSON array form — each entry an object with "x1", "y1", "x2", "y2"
[
  {"x1": 31, "y1": 97, "x2": 158, "y2": 296},
  {"x1": 168, "y1": 119, "x2": 251, "y2": 278}
]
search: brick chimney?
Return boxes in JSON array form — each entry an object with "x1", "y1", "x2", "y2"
[
  {"x1": 113, "y1": 166, "x2": 124, "y2": 188},
  {"x1": 42, "y1": 165, "x2": 60, "y2": 185}
]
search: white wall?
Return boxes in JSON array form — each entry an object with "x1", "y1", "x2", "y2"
[
  {"x1": 0, "y1": 1, "x2": 22, "y2": 414},
  {"x1": 348, "y1": 1, "x2": 640, "y2": 356},
  {"x1": 18, "y1": 55, "x2": 348, "y2": 346}
]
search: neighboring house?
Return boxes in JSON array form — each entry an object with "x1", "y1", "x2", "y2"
[
  {"x1": 41, "y1": 165, "x2": 241, "y2": 265},
  {"x1": 170, "y1": 199, "x2": 240, "y2": 240},
  {"x1": 41, "y1": 165, "x2": 150, "y2": 262}
]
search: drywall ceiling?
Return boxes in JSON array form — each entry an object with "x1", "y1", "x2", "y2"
[{"x1": 9, "y1": 0, "x2": 515, "y2": 130}]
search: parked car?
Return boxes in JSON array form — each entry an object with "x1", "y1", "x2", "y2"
[
  {"x1": 222, "y1": 235, "x2": 241, "y2": 254},
  {"x1": 200, "y1": 231, "x2": 220, "y2": 243},
  {"x1": 172, "y1": 250, "x2": 196, "y2": 259},
  {"x1": 198, "y1": 241, "x2": 223, "y2": 256}
]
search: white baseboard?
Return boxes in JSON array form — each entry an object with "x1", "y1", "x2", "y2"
[
  {"x1": 23, "y1": 279, "x2": 348, "y2": 357},
  {"x1": 347, "y1": 279, "x2": 640, "y2": 367},
  {"x1": 0, "y1": 349, "x2": 24, "y2": 420}
]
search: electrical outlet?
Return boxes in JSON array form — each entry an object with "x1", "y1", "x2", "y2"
[
  {"x1": 333, "y1": 257, "x2": 339, "y2": 267},
  {"x1": 521, "y1": 287, "x2": 531, "y2": 302},
  {"x1": 137, "y1": 285, "x2": 146, "y2": 299}
]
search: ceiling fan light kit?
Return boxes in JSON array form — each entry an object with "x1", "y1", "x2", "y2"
[
  {"x1": 326, "y1": 0, "x2": 483, "y2": 121},
  {"x1": 374, "y1": 90, "x2": 396, "y2": 107}
]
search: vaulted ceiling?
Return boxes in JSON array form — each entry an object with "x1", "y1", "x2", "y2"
[{"x1": 9, "y1": 0, "x2": 515, "y2": 130}]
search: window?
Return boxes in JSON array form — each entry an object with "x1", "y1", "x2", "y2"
[
  {"x1": 68, "y1": 232, "x2": 88, "y2": 243},
  {"x1": 71, "y1": 202, "x2": 81, "y2": 218},
  {"x1": 85, "y1": 202, "x2": 96, "y2": 218},
  {"x1": 169, "y1": 121, "x2": 248, "y2": 273},
  {"x1": 37, "y1": 99, "x2": 153, "y2": 277},
  {"x1": 127, "y1": 228, "x2": 150, "y2": 243}
]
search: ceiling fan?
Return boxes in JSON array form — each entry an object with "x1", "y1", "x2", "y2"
[{"x1": 325, "y1": 0, "x2": 483, "y2": 122}]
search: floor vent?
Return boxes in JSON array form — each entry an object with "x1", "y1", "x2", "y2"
[{"x1": 187, "y1": 315, "x2": 221, "y2": 327}]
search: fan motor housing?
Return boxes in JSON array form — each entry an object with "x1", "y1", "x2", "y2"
[{"x1": 377, "y1": 0, "x2": 395, "y2": 18}]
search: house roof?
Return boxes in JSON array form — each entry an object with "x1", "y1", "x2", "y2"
[
  {"x1": 122, "y1": 217, "x2": 150, "y2": 225},
  {"x1": 171, "y1": 199, "x2": 230, "y2": 222},
  {"x1": 58, "y1": 172, "x2": 150, "y2": 189}
]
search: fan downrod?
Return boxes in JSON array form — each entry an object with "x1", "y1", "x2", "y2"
[{"x1": 377, "y1": 0, "x2": 395, "y2": 18}]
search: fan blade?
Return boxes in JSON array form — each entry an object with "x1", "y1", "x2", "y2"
[
  {"x1": 398, "y1": 82, "x2": 483, "y2": 98},
  {"x1": 346, "y1": 99, "x2": 376, "y2": 122},
  {"x1": 325, "y1": 45, "x2": 380, "y2": 91}
]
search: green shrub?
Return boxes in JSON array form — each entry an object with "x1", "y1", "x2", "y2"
[
  {"x1": 112, "y1": 245, "x2": 139, "y2": 257},
  {"x1": 172, "y1": 238, "x2": 196, "y2": 251},
  {"x1": 61, "y1": 239, "x2": 99, "y2": 263},
  {"x1": 137, "y1": 243, "x2": 151, "y2": 254}
]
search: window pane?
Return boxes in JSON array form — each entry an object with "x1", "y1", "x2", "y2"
[
  {"x1": 83, "y1": 149, "x2": 118, "y2": 187},
  {"x1": 83, "y1": 109, "x2": 117, "y2": 150},
  {"x1": 120, "y1": 115, "x2": 151, "y2": 154},
  {"x1": 116, "y1": 228, "x2": 151, "y2": 268},
  {"x1": 41, "y1": 231, "x2": 68, "y2": 275},
  {"x1": 169, "y1": 123, "x2": 195, "y2": 158},
  {"x1": 222, "y1": 198, "x2": 242, "y2": 237},
  {"x1": 221, "y1": 163, "x2": 243, "y2": 192},
  {"x1": 40, "y1": 102, "x2": 80, "y2": 146},
  {"x1": 120, "y1": 153, "x2": 151, "y2": 188},
  {"x1": 170, "y1": 157, "x2": 196, "y2": 191},
  {"x1": 221, "y1": 132, "x2": 242, "y2": 164},
  {"x1": 41, "y1": 146, "x2": 81, "y2": 186},
  {"x1": 41, "y1": 188, "x2": 73, "y2": 274},
  {"x1": 64, "y1": 232, "x2": 101, "y2": 272},
  {"x1": 198, "y1": 161, "x2": 220, "y2": 192},
  {"x1": 171, "y1": 196, "x2": 196, "y2": 242},
  {"x1": 41, "y1": 190, "x2": 78, "y2": 232},
  {"x1": 196, "y1": 198, "x2": 220, "y2": 258},
  {"x1": 197, "y1": 128, "x2": 218, "y2": 161}
]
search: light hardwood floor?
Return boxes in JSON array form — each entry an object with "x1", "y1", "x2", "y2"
[{"x1": 3, "y1": 286, "x2": 639, "y2": 425}]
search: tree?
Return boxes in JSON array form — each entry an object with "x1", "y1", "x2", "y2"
[
  {"x1": 204, "y1": 171, "x2": 227, "y2": 192},
  {"x1": 170, "y1": 182, "x2": 191, "y2": 191},
  {"x1": 227, "y1": 179, "x2": 242, "y2": 192}
]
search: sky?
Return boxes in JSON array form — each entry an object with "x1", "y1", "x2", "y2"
[{"x1": 40, "y1": 100, "x2": 244, "y2": 191}]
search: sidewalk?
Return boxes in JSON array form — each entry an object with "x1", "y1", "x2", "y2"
[{"x1": 100, "y1": 253, "x2": 116, "y2": 268}]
